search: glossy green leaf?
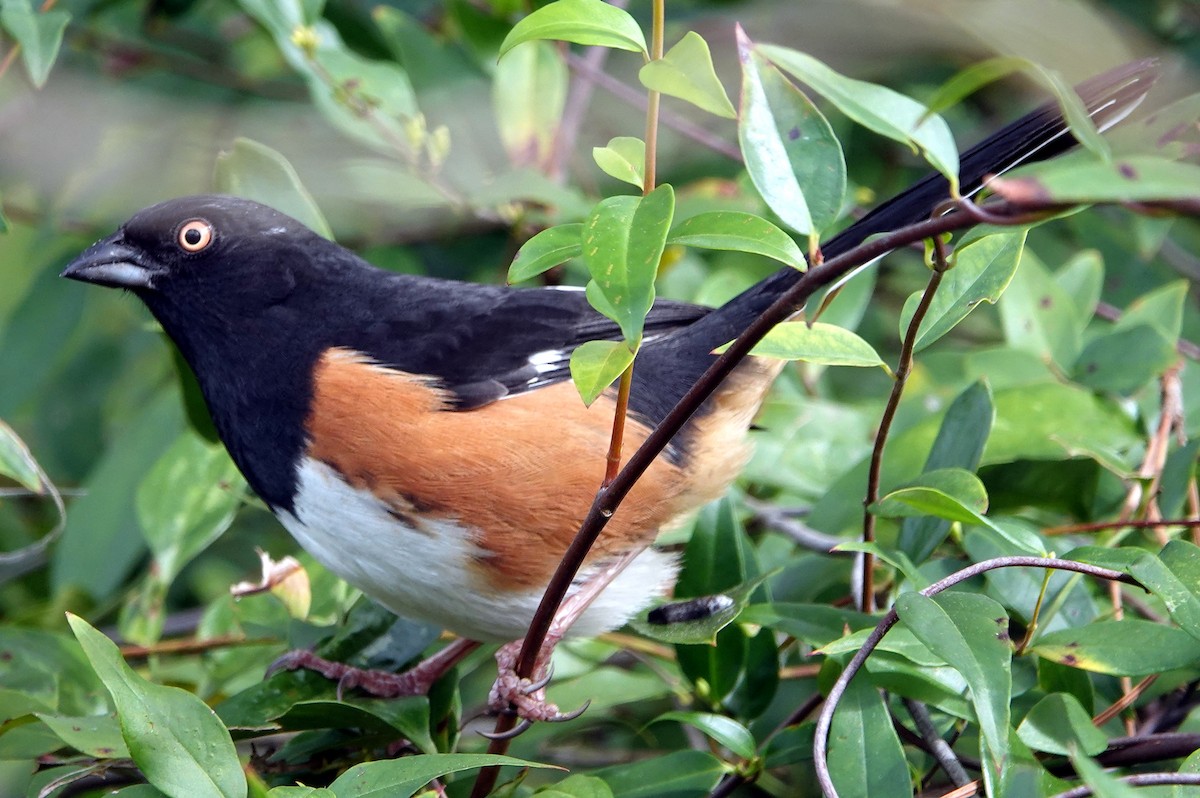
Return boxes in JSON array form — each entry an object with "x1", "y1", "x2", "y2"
[
  {"x1": 67, "y1": 614, "x2": 246, "y2": 798},
  {"x1": 759, "y1": 42, "x2": 959, "y2": 190},
  {"x1": 898, "y1": 381, "x2": 994, "y2": 564},
  {"x1": 1116, "y1": 280, "x2": 1188, "y2": 345},
  {"x1": 1032, "y1": 619, "x2": 1200, "y2": 676},
  {"x1": 1132, "y1": 541, "x2": 1200, "y2": 642},
  {"x1": 494, "y1": 40, "x2": 568, "y2": 169},
  {"x1": 597, "y1": 750, "x2": 726, "y2": 798},
  {"x1": 329, "y1": 753, "x2": 556, "y2": 797},
  {"x1": 1071, "y1": 324, "x2": 1177, "y2": 395},
  {"x1": 498, "y1": 0, "x2": 647, "y2": 58},
  {"x1": 1009, "y1": 155, "x2": 1200, "y2": 203},
  {"x1": 214, "y1": 138, "x2": 333, "y2": 239},
  {"x1": 723, "y1": 321, "x2": 884, "y2": 367},
  {"x1": 569, "y1": 340, "x2": 634, "y2": 407},
  {"x1": 592, "y1": 136, "x2": 645, "y2": 187},
  {"x1": 582, "y1": 185, "x2": 674, "y2": 344},
  {"x1": 508, "y1": 223, "x2": 584, "y2": 283},
  {"x1": 0, "y1": 0, "x2": 70, "y2": 87},
  {"x1": 737, "y1": 28, "x2": 845, "y2": 236},
  {"x1": 1016, "y1": 693, "x2": 1107, "y2": 757},
  {"x1": 667, "y1": 211, "x2": 805, "y2": 269},
  {"x1": 639, "y1": 32, "x2": 735, "y2": 118},
  {"x1": 35, "y1": 712, "x2": 130, "y2": 758},
  {"x1": 898, "y1": 229, "x2": 1027, "y2": 351},
  {"x1": 897, "y1": 592, "x2": 1012, "y2": 771},
  {"x1": 826, "y1": 678, "x2": 911, "y2": 798},
  {"x1": 0, "y1": 419, "x2": 42, "y2": 492},
  {"x1": 652, "y1": 711, "x2": 756, "y2": 759},
  {"x1": 874, "y1": 468, "x2": 989, "y2": 520},
  {"x1": 136, "y1": 432, "x2": 246, "y2": 583}
]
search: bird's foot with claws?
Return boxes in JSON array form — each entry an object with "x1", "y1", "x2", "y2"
[{"x1": 486, "y1": 640, "x2": 590, "y2": 733}]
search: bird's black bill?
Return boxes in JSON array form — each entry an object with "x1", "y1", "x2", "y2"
[{"x1": 61, "y1": 238, "x2": 159, "y2": 290}]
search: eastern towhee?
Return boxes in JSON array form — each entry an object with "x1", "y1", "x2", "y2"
[{"x1": 61, "y1": 60, "x2": 1156, "y2": 721}]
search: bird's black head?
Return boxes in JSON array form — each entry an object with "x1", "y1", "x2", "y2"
[
  {"x1": 61, "y1": 195, "x2": 348, "y2": 511},
  {"x1": 61, "y1": 194, "x2": 325, "y2": 310}
]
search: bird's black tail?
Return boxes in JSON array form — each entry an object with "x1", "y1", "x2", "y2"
[{"x1": 635, "y1": 59, "x2": 1159, "y2": 424}]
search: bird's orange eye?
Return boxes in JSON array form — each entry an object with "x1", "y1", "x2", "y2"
[{"x1": 177, "y1": 219, "x2": 214, "y2": 253}]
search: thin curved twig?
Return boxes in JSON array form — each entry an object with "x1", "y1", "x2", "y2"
[{"x1": 813, "y1": 556, "x2": 1142, "y2": 797}]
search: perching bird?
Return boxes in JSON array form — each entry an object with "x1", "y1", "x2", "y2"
[{"x1": 62, "y1": 60, "x2": 1156, "y2": 719}]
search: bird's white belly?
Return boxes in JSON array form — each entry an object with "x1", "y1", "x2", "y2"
[{"x1": 278, "y1": 457, "x2": 676, "y2": 642}]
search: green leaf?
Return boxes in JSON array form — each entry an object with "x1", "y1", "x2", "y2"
[
  {"x1": 722, "y1": 321, "x2": 884, "y2": 367},
  {"x1": 651, "y1": 711, "x2": 756, "y2": 759},
  {"x1": 1055, "y1": 249, "x2": 1104, "y2": 322},
  {"x1": 922, "y1": 56, "x2": 1034, "y2": 118},
  {"x1": 639, "y1": 32, "x2": 735, "y2": 119},
  {"x1": 0, "y1": 0, "x2": 69, "y2": 88},
  {"x1": 535, "y1": 775, "x2": 614, "y2": 798},
  {"x1": 1016, "y1": 693, "x2": 1107, "y2": 757},
  {"x1": 667, "y1": 211, "x2": 806, "y2": 269},
  {"x1": 835, "y1": 541, "x2": 927, "y2": 588},
  {"x1": 67, "y1": 614, "x2": 246, "y2": 798},
  {"x1": 498, "y1": 0, "x2": 647, "y2": 58},
  {"x1": 53, "y1": 390, "x2": 185, "y2": 601},
  {"x1": 876, "y1": 469, "x2": 1044, "y2": 554},
  {"x1": 569, "y1": 339, "x2": 634, "y2": 407},
  {"x1": 35, "y1": 712, "x2": 130, "y2": 758},
  {"x1": 582, "y1": 185, "x2": 674, "y2": 344},
  {"x1": 1071, "y1": 324, "x2": 1177, "y2": 395},
  {"x1": 267, "y1": 788, "x2": 336, "y2": 798},
  {"x1": 508, "y1": 223, "x2": 584, "y2": 283},
  {"x1": 214, "y1": 138, "x2": 333, "y2": 239},
  {"x1": 1068, "y1": 745, "x2": 1141, "y2": 798},
  {"x1": 897, "y1": 592, "x2": 1012, "y2": 772},
  {"x1": 1009, "y1": 155, "x2": 1200, "y2": 203},
  {"x1": 874, "y1": 468, "x2": 989, "y2": 521},
  {"x1": 739, "y1": 603, "x2": 875, "y2": 648},
  {"x1": 1032, "y1": 619, "x2": 1200, "y2": 676},
  {"x1": 898, "y1": 381, "x2": 994, "y2": 564},
  {"x1": 736, "y1": 27, "x2": 845, "y2": 237},
  {"x1": 826, "y1": 678, "x2": 911, "y2": 798},
  {"x1": 135, "y1": 432, "x2": 246, "y2": 583},
  {"x1": 898, "y1": 229, "x2": 1027, "y2": 351},
  {"x1": 1116, "y1": 280, "x2": 1188, "y2": 345},
  {"x1": 493, "y1": 40, "x2": 568, "y2": 169},
  {"x1": 592, "y1": 136, "x2": 646, "y2": 188},
  {"x1": 597, "y1": 750, "x2": 726, "y2": 798},
  {"x1": 759, "y1": 42, "x2": 959, "y2": 191},
  {"x1": 0, "y1": 418, "x2": 42, "y2": 492},
  {"x1": 998, "y1": 249, "x2": 1083, "y2": 369},
  {"x1": 630, "y1": 572, "x2": 772, "y2": 645},
  {"x1": 329, "y1": 754, "x2": 557, "y2": 797},
  {"x1": 1034, "y1": 64, "x2": 1111, "y2": 162},
  {"x1": 1131, "y1": 542, "x2": 1200, "y2": 643}
]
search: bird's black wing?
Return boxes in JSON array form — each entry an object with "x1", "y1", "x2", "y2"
[{"x1": 343, "y1": 275, "x2": 710, "y2": 410}]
